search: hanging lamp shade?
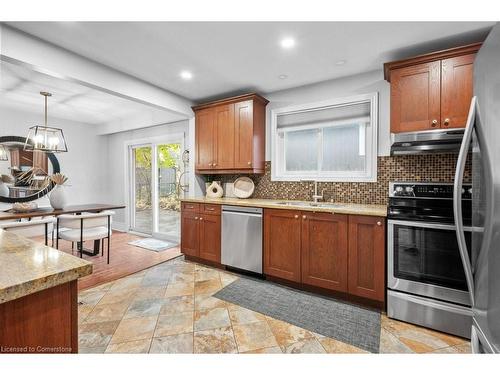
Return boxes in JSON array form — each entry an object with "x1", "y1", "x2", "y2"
[
  {"x1": 24, "y1": 92, "x2": 68, "y2": 153},
  {"x1": 0, "y1": 145, "x2": 8, "y2": 161}
]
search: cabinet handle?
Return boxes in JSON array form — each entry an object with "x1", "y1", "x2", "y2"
[
  {"x1": 247, "y1": 161, "x2": 252, "y2": 166},
  {"x1": 194, "y1": 217, "x2": 198, "y2": 220},
  {"x1": 208, "y1": 163, "x2": 212, "y2": 167},
  {"x1": 213, "y1": 162, "x2": 217, "y2": 167},
  {"x1": 431, "y1": 119, "x2": 438, "y2": 127},
  {"x1": 443, "y1": 118, "x2": 450, "y2": 126},
  {"x1": 377, "y1": 221, "x2": 382, "y2": 226},
  {"x1": 199, "y1": 217, "x2": 203, "y2": 221},
  {"x1": 302, "y1": 215, "x2": 307, "y2": 219},
  {"x1": 294, "y1": 215, "x2": 299, "y2": 219}
]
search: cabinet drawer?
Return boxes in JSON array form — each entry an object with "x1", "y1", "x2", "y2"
[
  {"x1": 202, "y1": 204, "x2": 221, "y2": 215},
  {"x1": 182, "y1": 202, "x2": 200, "y2": 212}
]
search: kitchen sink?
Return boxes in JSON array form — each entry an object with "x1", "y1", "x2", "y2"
[{"x1": 275, "y1": 201, "x2": 346, "y2": 209}]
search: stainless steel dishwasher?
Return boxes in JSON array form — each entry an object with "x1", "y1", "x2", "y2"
[{"x1": 221, "y1": 205, "x2": 263, "y2": 274}]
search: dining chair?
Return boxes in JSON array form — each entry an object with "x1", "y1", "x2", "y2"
[
  {"x1": 56, "y1": 211, "x2": 115, "y2": 264},
  {"x1": 0, "y1": 217, "x2": 56, "y2": 246}
]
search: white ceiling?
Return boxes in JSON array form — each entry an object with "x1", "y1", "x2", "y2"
[
  {"x1": 6, "y1": 21, "x2": 495, "y2": 102},
  {"x1": 0, "y1": 60, "x2": 184, "y2": 126}
]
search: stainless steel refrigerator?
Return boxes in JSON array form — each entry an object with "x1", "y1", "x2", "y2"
[{"x1": 454, "y1": 22, "x2": 500, "y2": 353}]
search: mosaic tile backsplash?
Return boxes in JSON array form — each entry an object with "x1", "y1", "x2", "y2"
[{"x1": 214, "y1": 154, "x2": 471, "y2": 205}]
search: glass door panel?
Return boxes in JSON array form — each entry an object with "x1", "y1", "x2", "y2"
[
  {"x1": 132, "y1": 145, "x2": 153, "y2": 234},
  {"x1": 156, "y1": 143, "x2": 182, "y2": 241}
]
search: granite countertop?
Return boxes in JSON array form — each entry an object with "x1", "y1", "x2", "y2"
[
  {"x1": 0, "y1": 229, "x2": 92, "y2": 304},
  {"x1": 181, "y1": 197, "x2": 387, "y2": 217}
]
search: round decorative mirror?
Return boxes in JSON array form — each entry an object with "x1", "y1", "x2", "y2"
[{"x1": 0, "y1": 136, "x2": 60, "y2": 203}]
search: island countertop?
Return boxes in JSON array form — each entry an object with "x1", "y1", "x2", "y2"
[
  {"x1": 180, "y1": 197, "x2": 387, "y2": 217},
  {"x1": 0, "y1": 229, "x2": 92, "y2": 304}
]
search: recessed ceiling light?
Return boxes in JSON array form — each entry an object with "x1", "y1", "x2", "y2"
[
  {"x1": 335, "y1": 60, "x2": 347, "y2": 66},
  {"x1": 280, "y1": 37, "x2": 296, "y2": 49},
  {"x1": 180, "y1": 70, "x2": 193, "y2": 80},
  {"x1": 279, "y1": 74, "x2": 288, "y2": 80}
]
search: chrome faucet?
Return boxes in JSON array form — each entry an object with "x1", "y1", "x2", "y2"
[{"x1": 301, "y1": 180, "x2": 324, "y2": 203}]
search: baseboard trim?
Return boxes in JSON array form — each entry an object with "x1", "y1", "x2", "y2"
[{"x1": 112, "y1": 221, "x2": 128, "y2": 232}]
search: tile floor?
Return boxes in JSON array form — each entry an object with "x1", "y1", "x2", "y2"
[{"x1": 77, "y1": 258, "x2": 471, "y2": 354}]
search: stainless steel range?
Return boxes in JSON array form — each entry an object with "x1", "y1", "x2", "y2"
[{"x1": 387, "y1": 182, "x2": 474, "y2": 338}]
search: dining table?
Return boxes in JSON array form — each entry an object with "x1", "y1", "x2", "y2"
[{"x1": 0, "y1": 203, "x2": 126, "y2": 256}]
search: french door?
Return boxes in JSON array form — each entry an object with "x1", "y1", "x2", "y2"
[{"x1": 129, "y1": 135, "x2": 185, "y2": 241}]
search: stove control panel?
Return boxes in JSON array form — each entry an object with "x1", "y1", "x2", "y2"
[{"x1": 389, "y1": 182, "x2": 472, "y2": 199}]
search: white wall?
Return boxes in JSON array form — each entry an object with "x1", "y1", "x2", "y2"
[
  {"x1": 105, "y1": 120, "x2": 195, "y2": 229},
  {"x1": 0, "y1": 105, "x2": 108, "y2": 210},
  {"x1": 264, "y1": 69, "x2": 391, "y2": 157}
]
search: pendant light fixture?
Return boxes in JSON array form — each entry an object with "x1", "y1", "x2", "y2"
[
  {"x1": 0, "y1": 145, "x2": 8, "y2": 161},
  {"x1": 24, "y1": 92, "x2": 68, "y2": 153}
]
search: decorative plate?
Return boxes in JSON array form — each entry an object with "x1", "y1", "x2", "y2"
[{"x1": 233, "y1": 177, "x2": 255, "y2": 199}]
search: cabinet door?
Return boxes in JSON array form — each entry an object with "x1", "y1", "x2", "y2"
[
  {"x1": 234, "y1": 100, "x2": 254, "y2": 169},
  {"x1": 195, "y1": 108, "x2": 215, "y2": 170},
  {"x1": 301, "y1": 212, "x2": 348, "y2": 292},
  {"x1": 348, "y1": 215, "x2": 385, "y2": 302},
  {"x1": 264, "y1": 209, "x2": 301, "y2": 282},
  {"x1": 390, "y1": 61, "x2": 441, "y2": 132},
  {"x1": 214, "y1": 104, "x2": 235, "y2": 169},
  {"x1": 441, "y1": 53, "x2": 475, "y2": 129},
  {"x1": 199, "y1": 214, "x2": 221, "y2": 263},
  {"x1": 181, "y1": 211, "x2": 200, "y2": 257}
]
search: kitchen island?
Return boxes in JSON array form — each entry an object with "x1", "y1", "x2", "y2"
[{"x1": 0, "y1": 229, "x2": 92, "y2": 353}]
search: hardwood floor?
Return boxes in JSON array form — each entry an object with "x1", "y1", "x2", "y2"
[{"x1": 35, "y1": 231, "x2": 181, "y2": 291}]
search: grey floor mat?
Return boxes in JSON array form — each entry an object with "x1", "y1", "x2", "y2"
[{"x1": 213, "y1": 277, "x2": 381, "y2": 353}]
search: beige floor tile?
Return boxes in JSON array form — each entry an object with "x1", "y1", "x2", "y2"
[
  {"x1": 194, "y1": 267, "x2": 221, "y2": 282},
  {"x1": 160, "y1": 295, "x2": 194, "y2": 315},
  {"x1": 194, "y1": 327, "x2": 238, "y2": 354},
  {"x1": 379, "y1": 328, "x2": 414, "y2": 354},
  {"x1": 228, "y1": 306, "x2": 268, "y2": 325},
  {"x1": 241, "y1": 346, "x2": 283, "y2": 354},
  {"x1": 134, "y1": 286, "x2": 167, "y2": 301},
  {"x1": 78, "y1": 290, "x2": 107, "y2": 307},
  {"x1": 194, "y1": 279, "x2": 223, "y2": 295},
  {"x1": 194, "y1": 293, "x2": 227, "y2": 311},
  {"x1": 105, "y1": 339, "x2": 152, "y2": 353},
  {"x1": 110, "y1": 276, "x2": 144, "y2": 291},
  {"x1": 232, "y1": 321, "x2": 278, "y2": 352},
  {"x1": 266, "y1": 319, "x2": 314, "y2": 347},
  {"x1": 431, "y1": 343, "x2": 472, "y2": 354},
  {"x1": 123, "y1": 298, "x2": 166, "y2": 319},
  {"x1": 282, "y1": 338, "x2": 326, "y2": 354},
  {"x1": 150, "y1": 333, "x2": 194, "y2": 353},
  {"x1": 170, "y1": 271, "x2": 195, "y2": 283},
  {"x1": 154, "y1": 312, "x2": 194, "y2": 337},
  {"x1": 78, "y1": 320, "x2": 120, "y2": 348},
  {"x1": 319, "y1": 337, "x2": 368, "y2": 353},
  {"x1": 99, "y1": 288, "x2": 138, "y2": 305},
  {"x1": 219, "y1": 272, "x2": 239, "y2": 287},
  {"x1": 85, "y1": 300, "x2": 131, "y2": 324},
  {"x1": 164, "y1": 282, "x2": 194, "y2": 297},
  {"x1": 110, "y1": 316, "x2": 158, "y2": 344},
  {"x1": 79, "y1": 346, "x2": 107, "y2": 353},
  {"x1": 194, "y1": 307, "x2": 231, "y2": 331},
  {"x1": 78, "y1": 304, "x2": 94, "y2": 323}
]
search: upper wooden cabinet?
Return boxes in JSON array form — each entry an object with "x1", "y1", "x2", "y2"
[
  {"x1": 385, "y1": 43, "x2": 481, "y2": 133},
  {"x1": 193, "y1": 93, "x2": 268, "y2": 174}
]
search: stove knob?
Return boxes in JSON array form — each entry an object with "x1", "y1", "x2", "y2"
[
  {"x1": 405, "y1": 186, "x2": 414, "y2": 193},
  {"x1": 462, "y1": 188, "x2": 465, "y2": 194},
  {"x1": 394, "y1": 186, "x2": 403, "y2": 196},
  {"x1": 468, "y1": 188, "x2": 473, "y2": 194}
]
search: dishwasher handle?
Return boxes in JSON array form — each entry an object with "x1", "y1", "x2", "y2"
[{"x1": 222, "y1": 210, "x2": 262, "y2": 218}]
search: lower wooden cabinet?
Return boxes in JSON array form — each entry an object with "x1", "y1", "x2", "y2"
[
  {"x1": 181, "y1": 204, "x2": 220, "y2": 262},
  {"x1": 199, "y1": 214, "x2": 221, "y2": 263},
  {"x1": 301, "y1": 212, "x2": 348, "y2": 292},
  {"x1": 263, "y1": 209, "x2": 302, "y2": 282},
  {"x1": 348, "y1": 215, "x2": 386, "y2": 302}
]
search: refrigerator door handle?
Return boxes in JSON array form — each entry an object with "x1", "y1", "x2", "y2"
[{"x1": 453, "y1": 96, "x2": 477, "y2": 306}]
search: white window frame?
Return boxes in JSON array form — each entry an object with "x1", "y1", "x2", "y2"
[{"x1": 270, "y1": 92, "x2": 378, "y2": 182}]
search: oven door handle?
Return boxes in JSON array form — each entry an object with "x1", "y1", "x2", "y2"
[
  {"x1": 387, "y1": 219, "x2": 477, "y2": 232},
  {"x1": 453, "y1": 96, "x2": 476, "y2": 306}
]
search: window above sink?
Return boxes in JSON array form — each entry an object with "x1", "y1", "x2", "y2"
[{"x1": 270, "y1": 93, "x2": 378, "y2": 182}]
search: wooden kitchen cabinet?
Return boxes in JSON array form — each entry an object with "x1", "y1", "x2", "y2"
[
  {"x1": 348, "y1": 215, "x2": 386, "y2": 302},
  {"x1": 385, "y1": 43, "x2": 481, "y2": 133},
  {"x1": 180, "y1": 203, "x2": 221, "y2": 263},
  {"x1": 301, "y1": 212, "x2": 348, "y2": 292},
  {"x1": 192, "y1": 93, "x2": 268, "y2": 174},
  {"x1": 263, "y1": 208, "x2": 302, "y2": 282}
]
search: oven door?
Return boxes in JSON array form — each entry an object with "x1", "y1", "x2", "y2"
[{"x1": 388, "y1": 219, "x2": 472, "y2": 306}]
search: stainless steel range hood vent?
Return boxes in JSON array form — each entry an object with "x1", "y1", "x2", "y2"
[{"x1": 390, "y1": 129, "x2": 465, "y2": 155}]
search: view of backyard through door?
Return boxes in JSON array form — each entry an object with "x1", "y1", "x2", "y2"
[{"x1": 131, "y1": 140, "x2": 183, "y2": 241}]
